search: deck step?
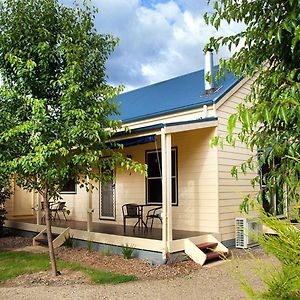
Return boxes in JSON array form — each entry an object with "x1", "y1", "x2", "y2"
[
  {"x1": 184, "y1": 235, "x2": 229, "y2": 266},
  {"x1": 35, "y1": 233, "x2": 59, "y2": 245},
  {"x1": 196, "y1": 242, "x2": 218, "y2": 250},
  {"x1": 206, "y1": 251, "x2": 223, "y2": 261}
]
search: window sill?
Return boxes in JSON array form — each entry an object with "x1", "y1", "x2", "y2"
[{"x1": 60, "y1": 191, "x2": 77, "y2": 195}]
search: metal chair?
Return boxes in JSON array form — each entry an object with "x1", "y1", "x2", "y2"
[
  {"x1": 122, "y1": 203, "x2": 142, "y2": 232},
  {"x1": 50, "y1": 201, "x2": 68, "y2": 222},
  {"x1": 146, "y1": 206, "x2": 162, "y2": 229}
]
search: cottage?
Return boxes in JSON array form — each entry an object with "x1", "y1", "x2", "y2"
[{"x1": 5, "y1": 50, "x2": 258, "y2": 264}]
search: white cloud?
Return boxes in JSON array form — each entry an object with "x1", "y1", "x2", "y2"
[
  {"x1": 155, "y1": 1, "x2": 181, "y2": 22},
  {"x1": 92, "y1": 0, "x2": 245, "y2": 90}
]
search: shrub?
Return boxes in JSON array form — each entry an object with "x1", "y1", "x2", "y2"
[
  {"x1": 121, "y1": 244, "x2": 134, "y2": 259},
  {"x1": 86, "y1": 239, "x2": 93, "y2": 252},
  {"x1": 63, "y1": 235, "x2": 74, "y2": 248},
  {"x1": 240, "y1": 210, "x2": 300, "y2": 299}
]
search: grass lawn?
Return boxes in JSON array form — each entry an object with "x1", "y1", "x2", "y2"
[{"x1": 0, "y1": 250, "x2": 136, "y2": 284}]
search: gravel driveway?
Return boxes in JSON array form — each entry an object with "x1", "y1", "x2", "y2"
[{"x1": 0, "y1": 237, "x2": 274, "y2": 299}]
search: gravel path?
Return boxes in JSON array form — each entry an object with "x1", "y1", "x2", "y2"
[
  {"x1": 0, "y1": 236, "x2": 276, "y2": 299},
  {"x1": 0, "y1": 259, "x2": 266, "y2": 300}
]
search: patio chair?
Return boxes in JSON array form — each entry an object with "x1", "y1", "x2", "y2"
[
  {"x1": 122, "y1": 203, "x2": 142, "y2": 232},
  {"x1": 50, "y1": 201, "x2": 68, "y2": 222},
  {"x1": 146, "y1": 206, "x2": 162, "y2": 230}
]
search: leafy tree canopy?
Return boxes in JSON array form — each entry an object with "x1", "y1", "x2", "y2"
[
  {"x1": 206, "y1": 0, "x2": 300, "y2": 210},
  {"x1": 0, "y1": 0, "x2": 143, "y2": 197},
  {"x1": 206, "y1": 1, "x2": 300, "y2": 298},
  {"x1": 0, "y1": 0, "x2": 145, "y2": 275}
]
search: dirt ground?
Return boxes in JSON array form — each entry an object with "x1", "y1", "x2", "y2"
[{"x1": 0, "y1": 236, "x2": 276, "y2": 299}]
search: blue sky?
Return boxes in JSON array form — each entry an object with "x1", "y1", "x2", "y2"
[{"x1": 63, "y1": 1, "x2": 244, "y2": 91}]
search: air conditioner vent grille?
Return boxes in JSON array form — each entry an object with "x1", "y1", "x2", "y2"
[
  {"x1": 235, "y1": 217, "x2": 261, "y2": 248},
  {"x1": 235, "y1": 218, "x2": 247, "y2": 248}
]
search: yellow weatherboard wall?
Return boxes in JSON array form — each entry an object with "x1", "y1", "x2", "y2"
[{"x1": 217, "y1": 78, "x2": 258, "y2": 241}]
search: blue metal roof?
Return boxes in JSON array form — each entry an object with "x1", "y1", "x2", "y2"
[{"x1": 112, "y1": 66, "x2": 241, "y2": 124}]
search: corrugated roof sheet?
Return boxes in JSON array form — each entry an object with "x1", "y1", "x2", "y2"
[{"x1": 112, "y1": 66, "x2": 241, "y2": 123}]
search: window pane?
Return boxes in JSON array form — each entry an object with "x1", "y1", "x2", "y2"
[
  {"x1": 101, "y1": 179, "x2": 115, "y2": 218},
  {"x1": 171, "y1": 149, "x2": 176, "y2": 177},
  {"x1": 148, "y1": 179, "x2": 162, "y2": 203},
  {"x1": 61, "y1": 178, "x2": 76, "y2": 193},
  {"x1": 261, "y1": 163, "x2": 269, "y2": 185},
  {"x1": 172, "y1": 177, "x2": 177, "y2": 204},
  {"x1": 262, "y1": 189, "x2": 272, "y2": 212},
  {"x1": 146, "y1": 148, "x2": 178, "y2": 205},
  {"x1": 275, "y1": 182, "x2": 284, "y2": 215},
  {"x1": 147, "y1": 152, "x2": 162, "y2": 177},
  {"x1": 260, "y1": 156, "x2": 284, "y2": 215}
]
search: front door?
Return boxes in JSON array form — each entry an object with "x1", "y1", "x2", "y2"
[{"x1": 99, "y1": 170, "x2": 116, "y2": 220}]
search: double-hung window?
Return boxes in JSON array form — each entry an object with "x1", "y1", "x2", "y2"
[
  {"x1": 60, "y1": 178, "x2": 76, "y2": 194},
  {"x1": 146, "y1": 148, "x2": 178, "y2": 205}
]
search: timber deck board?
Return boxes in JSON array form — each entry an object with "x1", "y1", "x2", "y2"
[{"x1": 7, "y1": 217, "x2": 207, "y2": 241}]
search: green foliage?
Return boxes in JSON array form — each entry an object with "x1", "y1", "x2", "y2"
[
  {"x1": 63, "y1": 235, "x2": 74, "y2": 248},
  {"x1": 86, "y1": 239, "x2": 93, "y2": 252},
  {"x1": 206, "y1": 1, "x2": 300, "y2": 298},
  {"x1": 240, "y1": 211, "x2": 300, "y2": 299},
  {"x1": 206, "y1": 0, "x2": 300, "y2": 210},
  {"x1": 0, "y1": 250, "x2": 136, "y2": 284},
  {"x1": 121, "y1": 244, "x2": 134, "y2": 260},
  {"x1": 0, "y1": 0, "x2": 146, "y2": 200},
  {"x1": 0, "y1": 0, "x2": 146, "y2": 274}
]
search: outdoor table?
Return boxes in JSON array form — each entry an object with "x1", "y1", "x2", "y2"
[{"x1": 138, "y1": 204, "x2": 162, "y2": 229}]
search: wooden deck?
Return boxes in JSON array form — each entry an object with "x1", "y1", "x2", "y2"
[{"x1": 8, "y1": 217, "x2": 206, "y2": 241}]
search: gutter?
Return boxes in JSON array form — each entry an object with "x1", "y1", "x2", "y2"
[
  {"x1": 121, "y1": 99, "x2": 216, "y2": 124},
  {"x1": 113, "y1": 116, "x2": 218, "y2": 138}
]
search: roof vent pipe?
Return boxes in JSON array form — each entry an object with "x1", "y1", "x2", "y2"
[{"x1": 204, "y1": 48, "x2": 214, "y2": 93}]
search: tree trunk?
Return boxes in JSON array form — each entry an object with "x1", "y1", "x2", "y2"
[{"x1": 44, "y1": 184, "x2": 58, "y2": 276}]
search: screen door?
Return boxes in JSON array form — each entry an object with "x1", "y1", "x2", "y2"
[{"x1": 99, "y1": 170, "x2": 116, "y2": 220}]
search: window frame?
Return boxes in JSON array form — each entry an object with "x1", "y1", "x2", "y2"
[{"x1": 145, "y1": 147, "x2": 178, "y2": 206}]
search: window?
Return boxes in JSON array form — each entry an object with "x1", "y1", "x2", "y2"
[
  {"x1": 260, "y1": 157, "x2": 284, "y2": 216},
  {"x1": 146, "y1": 148, "x2": 178, "y2": 205},
  {"x1": 60, "y1": 178, "x2": 76, "y2": 194}
]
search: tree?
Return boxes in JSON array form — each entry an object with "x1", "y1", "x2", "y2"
[
  {"x1": 0, "y1": 177, "x2": 11, "y2": 236},
  {"x1": 206, "y1": 0, "x2": 299, "y2": 208},
  {"x1": 0, "y1": 0, "x2": 144, "y2": 276},
  {"x1": 206, "y1": 0, "x2": 300, "y2": 297}
]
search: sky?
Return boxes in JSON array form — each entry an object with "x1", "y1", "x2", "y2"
[{"x1": 62, "y1": 0, "x2": 244, "y2": 91}]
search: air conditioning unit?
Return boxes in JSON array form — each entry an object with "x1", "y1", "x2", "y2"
[{"x1": 235, "y1": 217, "x2": 261, "y2": 248}]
